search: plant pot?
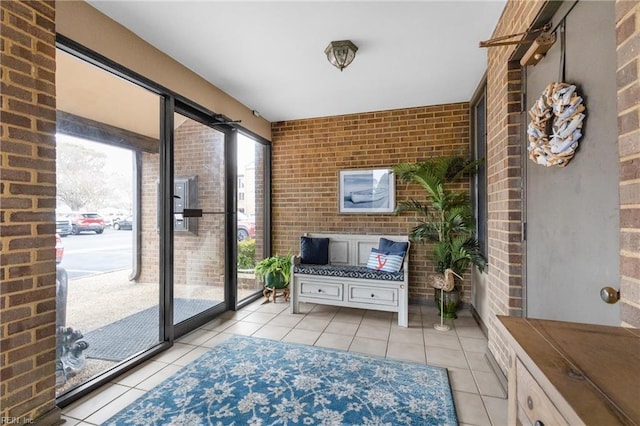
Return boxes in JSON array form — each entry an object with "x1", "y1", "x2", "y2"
[
  {"x1": 265, "y1": 271, "x2": 288, "y2": 289},
  {"x1": 434, "y1": 287, "x2": 460, "y2": 319}
]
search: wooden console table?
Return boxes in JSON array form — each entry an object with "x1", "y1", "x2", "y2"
[{"x1": 497, "y1": 316, "x2": 639, "y2": 425}]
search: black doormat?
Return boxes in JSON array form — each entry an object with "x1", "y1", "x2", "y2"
[{"x1": 82, "y1": 298, "x2": 219, "y2": 362}]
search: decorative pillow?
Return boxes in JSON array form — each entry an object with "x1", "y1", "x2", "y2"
[
  {"x1": 366, "y1": 248, "x2": 404, "y2": 273},
  {"x1": 378, "y1": 237, "x2": 409, "y2": 264},
  {"x1": 379, "y1": 237, "x2": 409, "y2": 254},
  {"x1": 300, "y1": 236, "x2": 330, "y2": 265}
]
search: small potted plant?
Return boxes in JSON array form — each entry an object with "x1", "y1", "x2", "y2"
[
  {"x1": 254, "y1": 253, "x2": 293, "y2": 297},
  {"x1": 392, "y1": 155, "x2": 487, "y2": 319}
]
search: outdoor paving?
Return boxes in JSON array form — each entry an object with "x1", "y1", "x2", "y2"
[
  {"x1": 58, "y1": 269, "x2": 259, "y2": 395},
  {"x1": 65, "y1": 269, "x2": 258, "y2": 332}
]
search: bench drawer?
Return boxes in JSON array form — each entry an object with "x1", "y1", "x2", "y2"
[
  {"x1": 516, "y1": 359, "x2": 568, "y2": 426},
  {"x1": 348, "y1": 284, "x2": 398, "y2": 306},
  {"x1": 299, "y1": 280, "x2": 343, "y2": 301}
]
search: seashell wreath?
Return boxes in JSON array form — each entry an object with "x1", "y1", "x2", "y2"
[{"x1": 527, "y1": 82, "x2": 586, "y2": 167}]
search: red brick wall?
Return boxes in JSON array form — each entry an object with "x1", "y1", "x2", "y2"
[
  {"x1": 616, "y1": 0, "x2": 640, "y2": 327},
  {"x1": 0, "y1": 0, "x2": 59, "y2": 422},
  {"x1": 271, "y1": 104, "x2": 472, "y2": 304}
]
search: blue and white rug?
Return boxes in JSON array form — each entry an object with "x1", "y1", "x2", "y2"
[{"x1": 103, "y1": 335, "x2": 457, "y2": 425}]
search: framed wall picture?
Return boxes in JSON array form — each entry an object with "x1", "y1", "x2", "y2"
[{"x1": 339, "y1": 168, "x2": 395, "y2": 213}]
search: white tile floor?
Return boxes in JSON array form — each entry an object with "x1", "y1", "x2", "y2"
[{"x1": 60, "y1": 300, "x2": 508, "y2": 426}]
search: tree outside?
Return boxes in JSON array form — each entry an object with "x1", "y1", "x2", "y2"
[{"x1": 56, "y1": 135, "x2": 133, "y2": 213}]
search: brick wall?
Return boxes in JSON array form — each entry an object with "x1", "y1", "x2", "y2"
[
  {"x1": 616, "y1": 0, "x2": 640, "y2": 327},
  {"x1": 483, "y1": 0, "x2": 545, "y2": 372},
  {"x1": 172, "y1": 121, "x2": 226, "y2": 287},
  {"x1": 485, "y1": 0, "x2": 640, "y2": 372},
  {"x1": 0, "y1": 0, "x2": 59, "y2": 423},
  {"x1": 271, "y1": 104, "x2": 472, "y2": 304},
  {"x1": 138, "y1": 150, "x2": 160, "y2": 283},
  {"x1": 137, "y1": 124, "x2": 268, "y2": 300},
  {"x1": 138, "y1": 120, "x2": 226, "y2": 287},
  {"x1": 0, "y1": 0, "x2": 635, "y2": 418}
]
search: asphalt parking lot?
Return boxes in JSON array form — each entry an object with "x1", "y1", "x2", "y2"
[{"x1": 58, "y1": 228, "x2": 133, "y2": 279}]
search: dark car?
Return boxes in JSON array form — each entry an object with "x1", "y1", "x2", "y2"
[
  {"x1": 67, "y1": 212, "x2": 105, "y2": 235},
  {"x1": 237, "y1": 212, "x2": 256, "y2": 241},
  {"x1": 113, "y1": 215, "x2": 133, "y2": 230}
]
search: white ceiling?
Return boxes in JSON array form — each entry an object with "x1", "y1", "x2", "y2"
[{"x1": 88, "y1": 1, "x2": 506, "y2": 123}]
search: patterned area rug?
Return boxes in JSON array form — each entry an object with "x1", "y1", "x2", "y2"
[{"x1": 103, "y1": 335, "x2": 458, "y2": 425}]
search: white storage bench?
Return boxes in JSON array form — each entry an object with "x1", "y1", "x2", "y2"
[{"x1": 290, "y1": 233, "x2": 410, "y2": 327}]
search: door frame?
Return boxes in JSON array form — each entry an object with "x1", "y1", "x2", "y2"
[
  {"x1": 55, "y1": 35, "x2": 271, "y2": 407},
  {"x1": 519, "y1": 1, "x2": 620, "y2": 325}
]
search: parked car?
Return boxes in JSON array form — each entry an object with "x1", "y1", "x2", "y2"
[
  {"x1": 67, "y1": 212, "x2": 105, "y2": 235},
  {"x1": 55, "y1": 233, "x2": 64, "y2": 263},
  {"x1": 113, "y1": 215, "x2": 133, "y2": 230},
  {"x1": 101, "y1": 210, "x2": 127, "y2": 227},
  {"x1": 56, "y1": 217, "x2": 72, "y2": 237},
  {"x1": 237, "y1": 212, "x2": 256, "y2": 241}
]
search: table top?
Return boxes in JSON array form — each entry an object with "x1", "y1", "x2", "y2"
[{"x1": 497, "y1": 316, "x2": 640, "y2": 425}]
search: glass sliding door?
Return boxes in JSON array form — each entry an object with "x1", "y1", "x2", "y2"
[
  {"x1": 55, "y1": 41, "x2": 272, "y2": 405},
  {"x1": 237, "y1": 133, "x2": 268, "y2": 304},
  {"x1": 55, "y1": 49, "x2": 162, "y2": 397},
  {"x1": 171, "y1": 112, "x2": 227, "y2": 327}
]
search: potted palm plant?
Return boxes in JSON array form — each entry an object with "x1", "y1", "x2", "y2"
[
  {"x1": 254, "y1": 253, "x2": 292, "y2": 290},
  {"x1": 392, "y1": 156, "x2": 487, "y2": 319}
]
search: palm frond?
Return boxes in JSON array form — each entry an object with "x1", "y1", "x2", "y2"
[
  {"x1": 410, "y1": 221, "x2": 439, "y2": 243},
  {"x1": 395, "y1": 199, "x2": 429, "y2": 217},
  {"x1": 393, "y1": 155, "x2": 488, "y2": 278}
]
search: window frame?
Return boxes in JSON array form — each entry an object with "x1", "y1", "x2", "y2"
[{"x1": 470, "y1": 74, "x2": 488, "y2": 258}]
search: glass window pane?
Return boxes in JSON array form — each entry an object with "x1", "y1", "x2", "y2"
[
  {"x1": 172, "y1": 113, "x2": 226, "y2": 324},
  {"x1": 55, "y1": 50, "x2": 161, "y2": 396},
  {"x1": 237, "y1": 133, "x2": 267, "y2": 303}
]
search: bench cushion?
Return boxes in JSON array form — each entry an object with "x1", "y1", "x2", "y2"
[{"x1": 293, "y1": 264, "x2": 404, "y2": 282}]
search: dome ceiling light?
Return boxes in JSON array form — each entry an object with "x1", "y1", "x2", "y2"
[{"x1": 324, "y1": 40, "x2": 358, "y2": 71}]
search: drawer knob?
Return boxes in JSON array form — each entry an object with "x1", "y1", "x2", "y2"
[
  {"x1": 527, "y1": 396, "x2": 534, "y2": 410},
  {"x1": 318, "y1": 289, "x2": 323, "y2": 293},
  {"x1": 371, "y1": 293, "x2": 375, "y2": 298},
  {"x1": 534, "y1": 421, "x2": 544, "y2": 426}
]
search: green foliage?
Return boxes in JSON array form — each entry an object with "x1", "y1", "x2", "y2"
[
  {"x1": 392, "y1": 155, "x2": 487, "y2": 278},
  {"x1": 254, "y1": 253, "x2": 293, "y2": 284},
  {"x1": 237, "y1": 239, "x2": 256, "y2": 270}
]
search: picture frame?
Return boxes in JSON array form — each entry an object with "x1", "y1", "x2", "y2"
[{"x1": 339, "y1": 168, "x2": 395, "y2": 213}]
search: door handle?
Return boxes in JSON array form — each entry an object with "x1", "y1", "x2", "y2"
[{"x1": 600, "y1": 286, "x2": 620, "y2": 304}]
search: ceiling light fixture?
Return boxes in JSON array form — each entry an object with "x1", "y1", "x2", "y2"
[{"x1": 325, "y1": 40, "x2": 358, "y2": 71}]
